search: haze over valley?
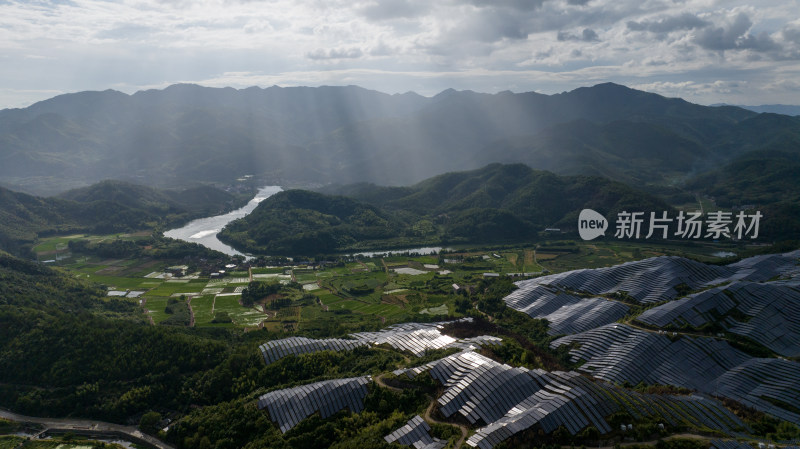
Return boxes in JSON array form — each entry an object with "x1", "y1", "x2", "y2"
[
  {"x1": 2, "y1": 1, "x2": 800, "y2": 447},
  {"x1": 0, "y1": 82, "x2": 793, "y2": 196}
]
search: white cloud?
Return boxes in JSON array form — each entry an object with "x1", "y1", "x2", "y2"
[
  {"x1": 307, "y1": 47, "x2": 364, "y2": 60},
  {"x1": 0, "y1": 0, "x2": 799, "y2": 108},
  {"x1": 627, "y1": 12, "x2": 710, "y2": 34}
]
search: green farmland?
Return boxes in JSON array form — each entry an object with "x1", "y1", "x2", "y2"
[{"x1": 30, "y1": 232, "x2": 755, "y2": 334}]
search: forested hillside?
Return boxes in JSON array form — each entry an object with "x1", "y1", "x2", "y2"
[
  {"x1": 0, "y1": 180, "x2": 244, "y2": 255},
  {"x1": 220, "y1": 164, "x2": 671, "y2": 255}
]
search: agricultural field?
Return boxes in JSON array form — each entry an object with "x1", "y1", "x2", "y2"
[
  {"x1": 144, "y1": 280, "x2": 207, "y2": 297},
  {"x1": 143, "y1": 296, "x2": 172, "y2": 323},
  {"x1": 251, "y1": 267, "x2": 288, "y2": 274},
  {"x1": 37, "y1": 234, "x2": 748, "y2": 334},
  {"x1": 211, "y1": 295, "x2": 266, "y2": 327}
]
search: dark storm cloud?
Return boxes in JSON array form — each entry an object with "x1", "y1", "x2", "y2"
[
  {"x1": 693, "y1": 13, "x2": 752, "y2": 50},
  {"x1": 782, "y1": 25, "x2": 800, "y2": 44},
  {"x1": 693, "y1": 13, "x2": 780, "y2": 53},
  {"x1": 627, "y1": 13, "x2": 710, "y2": 34},
  {"x1": 557, "y1": 28, "x2": 599, "y2": 42},
  {"x1": 737, "y1": 33, "x2": 781, "y2": 52},
  {"x1": 456, "y1": 8, "x2": 535, "y2": 42}
]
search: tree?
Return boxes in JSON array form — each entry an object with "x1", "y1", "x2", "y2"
[
  {"x1": 241, "y1": 281, "x2": 281, "y2": 306},
  {"x1": 140, "y1": 410, "x2": 162, "y2": 433}
]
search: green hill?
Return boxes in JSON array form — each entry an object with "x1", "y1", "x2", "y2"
[
  {"x1": 59, "y1": 180, "x2": 239, "y2": 217},
  {"x1": 221, "y1": 164, "x2": 671, "y2": 255},
  {"x1": 686, "y1": 150, "x2": 800, "y2": 207},
  {"x1": 685, "y1": 149, "x2": 800, "y2": 241},
  {"x1": 219, "y1": 189, "x2": 402, "y2": 254},
  {"x1": 0, "y1": 250, "x2": 108, "y2": 313},
  {"x1": 0, "y1": 180, "x2": 241, "y2": 255}
]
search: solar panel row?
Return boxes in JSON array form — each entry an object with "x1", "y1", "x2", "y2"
[
  {"x1": 638, "y1": 281, "x2": 800, "y2": 357},
  {"x1": 550, "y1": 324, "x2": 800, "y2": 425},
  {"x1": 503, "y1": 284, "x2": 630, "y2": 335},
  {"x1": 257, "y1": 376, "x2": 371, "y2": 433},
  {"x1": 394, "y1": 350, "x2": 744, "y2": 449},
  {"x1": 512, "y1": 256, "x2": 733, "y2": 305},
  {"x1": 712, "y1": 440, "x2": 755, "y2": 449},
  {"x1": 259, "y1": 318, "x2": 502, "y2": 365},
  {"x1": 259, "y1": 336, "x2": 369, "y2": 364},
  {"x1": 509, "y1": 250, "x2": 800, "y2": 308},
  {"x1": 384, "y1": 415, "x2": 446, "y2": 449}
]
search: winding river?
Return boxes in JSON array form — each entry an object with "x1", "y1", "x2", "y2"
[
  {"x1": 164, "y1": 185, "x2": 451, "y2": 258},
  {"x1": 164, "y1": 186, "x2": 282, "y2": 256}
]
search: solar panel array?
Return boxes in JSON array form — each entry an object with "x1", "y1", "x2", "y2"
[
  {"x1": 705, "y1": 250, "x2": 800, "y2": 285},
  {"x1": 394, "y1": 350, "x2": 745, "y2": 449},
  {"x1": 430, "y1": 351, "x2": 545, "y2": 425},
  {"x1": 254, "y1": 251, "x2": 800, "y2": 441},
  {"x1": 712, "y1": 441, "x2": 800, "y2": 449},
  {"x1": 711, "y1": 440, "x2": 754, "y2": 449},
  {"x1": 714, "y1": 358, "x2": 800, "y2": 425},
  {"x1": 512, "y1": 256, "x2": 732, "y2": 304},
  {"x1": 259, "y1": 318, "x2": 502, "y2": 364},
  {"x1": 637, "y1": 281, "x2": 800, "y2": 357},
  {"x1": 384, "y1": 415, "x2": 446, "y2": 449},
  {"x1": 257, "y1": 376, "x2": 371, "y2": 433},
  {"x1": 711, "y1": 440, "x2": 753, "y2": 449},
  {"x1": 509, "y1": 250, "x2": 800, "y2": 307},
  {"x1": 551, "y1": 324, "x2": 750, "y2": 390},
  {"x1": 469, "y1": 388, "x2": 743, "y2": 449},
  {"x1": 259, "y1": 336, "x2": 370, "y2": 364},
  {"x1": 550, "y1": 324, "x2": 800, "y2": 425},
  {"x1": 352, "y1": 323, "x2": 459, "y2": 357},
  {"x1": 503, "y1": 284, "x2": 629, "y2": 335}
]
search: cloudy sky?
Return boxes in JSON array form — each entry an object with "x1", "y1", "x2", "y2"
[{"x1": 1, "y1": 0, "x2": 800, "y2": 109}]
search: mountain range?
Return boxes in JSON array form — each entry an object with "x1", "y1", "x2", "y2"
[
  {"x1": 2, "y1": 82, "x2": 798, "y2": 197},
  {"x1": 729, "y1": 104, "x2": 800, "y2": 116}
]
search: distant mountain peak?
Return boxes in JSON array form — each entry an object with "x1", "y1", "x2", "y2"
[
  {"x1": 433, "y1": 88, "x2": 459, "y2": 98},
  {"x1": 732, "y1": 104, "x2": 800, "y2": 116}
]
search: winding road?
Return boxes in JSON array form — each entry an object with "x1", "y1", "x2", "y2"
[
  {"x1": 423, "y1": 401, "x2": 468, "y2": 449},
  {"x1": 374, "y1": 373, "x2": 467, "y2": 448},
  {"x1": 0, "y1": 408, "x2": 175, "y2": 449}
]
